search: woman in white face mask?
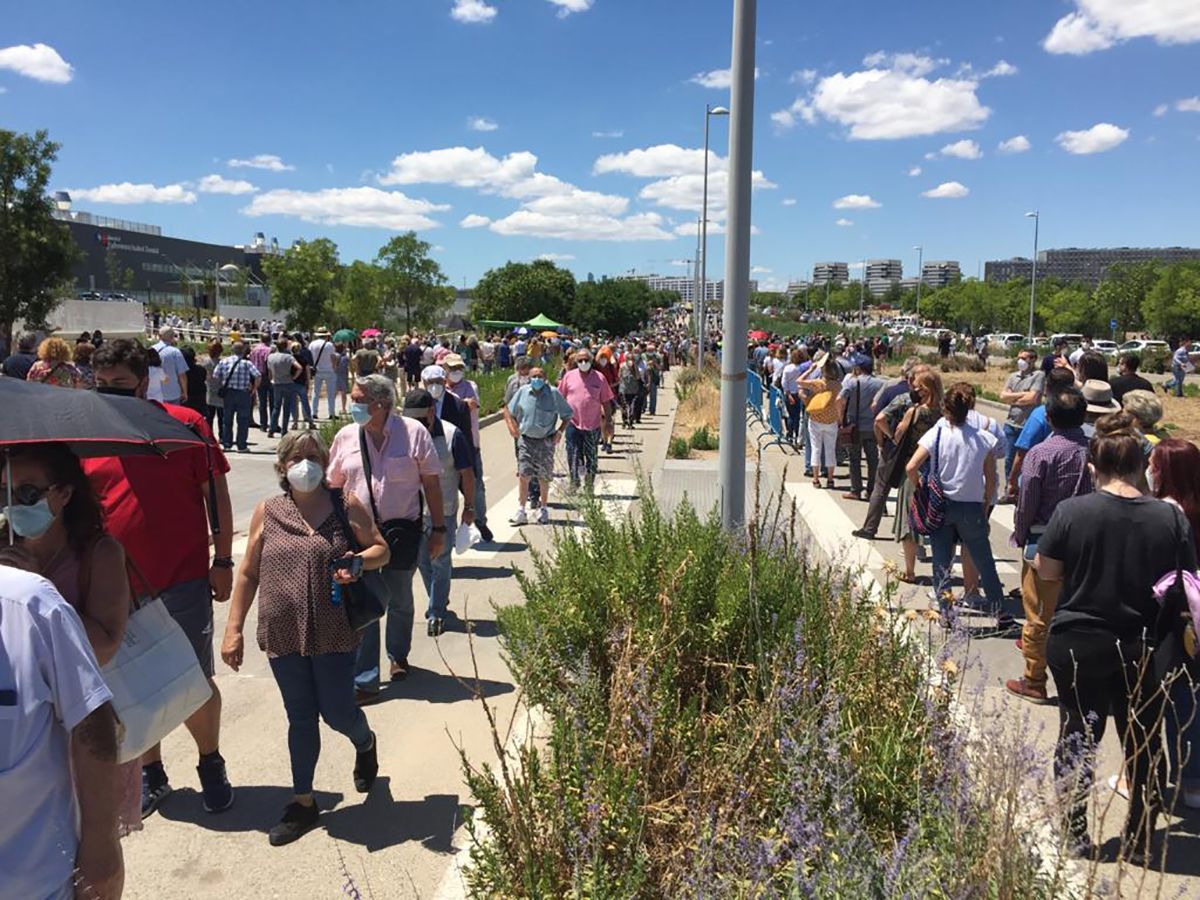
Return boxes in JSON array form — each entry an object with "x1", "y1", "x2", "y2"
[
  {"x1": 219, "y1": 430, "x2": 390, "y2": 847},
  {"x1": 0, "y1": 443, "x2": 141, "y2": 834}
]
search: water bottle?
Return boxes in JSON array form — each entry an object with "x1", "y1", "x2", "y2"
[{"x1": 331, "y1": 580, "x2": 342, "y2": 607}]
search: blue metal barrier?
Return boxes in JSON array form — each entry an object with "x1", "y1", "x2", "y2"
[
  {"x1": 758, "y1": 383, "x2": 793, "y2": 452},
  {"x1": 746, "y1": 368, "x2": 764, "y2": 422}
]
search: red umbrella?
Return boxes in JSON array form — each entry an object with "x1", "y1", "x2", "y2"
[
  {"x1": 749, "y1": 330, "x2": 770, "y2": 341},
  {"x1": 360, "y1": 328, "x2": 382, "y2": 338}
]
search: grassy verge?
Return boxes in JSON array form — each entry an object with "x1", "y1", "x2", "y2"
[{"x1": 461, "y1": 493, "x2": 1060, "y2": 897}]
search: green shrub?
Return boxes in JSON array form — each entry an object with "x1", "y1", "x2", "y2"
[
  {"x1": 687, "y1": 424, "x2": 719, "y2": 451},
  {"x1": 667, "y1": 436, "x2": 691, "y2": 459},
  {"x1": 920, "y1": 352, "x2": 987, "y2": 373},
  {"x1": 673, "y1": 367, "x2": 705, "y2": 403}
]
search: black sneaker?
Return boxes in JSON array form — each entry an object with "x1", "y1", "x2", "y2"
[
  {"x1": 197, "y1": 752, "x2": 235, "y2": 813},
  {"x1": 427, "y1": 617, "x2": 444, "y2": 637},
  {"x1": 141, "y1": 763, "x2": 172, "y2": 819},
  {"x1": 851, "y1": 528, "x2": 876, "y2": 540},
  {"x1": 478, "y1": 524, "x2": 494, "y2": 543},
  {"x1": 268, "y1": 801, "x2": 320, "y2": 847},
  {"x1": 353, "y1": 732, "x2": 379, "y2": 793}
]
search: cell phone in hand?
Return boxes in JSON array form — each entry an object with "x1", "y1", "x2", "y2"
[{"x1": 330, "y1": 555, "x2": 363, "y2": 578}]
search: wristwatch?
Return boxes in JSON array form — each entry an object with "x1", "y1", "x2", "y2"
[
  {"x1": 431, "y1": 525, "x2": 447, "y2": 533},
  {"x1": 212, "y1": 556, "x2": 235, "y2": 569}
]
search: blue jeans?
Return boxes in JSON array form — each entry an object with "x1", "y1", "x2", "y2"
[
  {"x1": 354, "y1": 566, "x2": 414, "y2": 692},
  {"x1": 271, "y1": 382, "x2": 301, "y2": 433},
  {"x1": 257, "y1": 381, "x2": 273, "y2": 430},
  {"x1": 1172, "y1": 366, "x2": 1187, "y2": 398},
  {"x1": 930, "y1": 500, "x2": 1005, "y2": 607},
  {"x1": 417, "y1": 518, "x2": 455, "y2": 621},
  {"x1": 565, "y1": 424, "x2": 599, "y2": 487},
  {"x1": 296, "y1": 381, "x2": 315, "y2": 422},
  {"x1": 311, "y1": 372, "x2": 337, "y2": 419},
  {"x1": 1003, "y1": 423, "x2": 1022, "y2": 482},
  {"x1": 648, "y1": 384, "x2": 658, "y2": 415},
  {"x1": 220, "y1": 389, "x2": 253, "y2": 450},
  {"x1": 268, "y1": 652, "x2": 372, "y2": 795},
  {"x1": 802, "y1": 409, "x2": 813, "y2": 469},
  {"x1": 785, "y1": 393, "x2": 802, "y2": 442},
  {"x1": 1166, "y1": 676, "x2": 1200, "y2": 792}
]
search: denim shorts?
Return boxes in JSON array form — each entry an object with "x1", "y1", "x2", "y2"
[{"x1": 158, "y1": 577, "x2": 215, "y2": 677}]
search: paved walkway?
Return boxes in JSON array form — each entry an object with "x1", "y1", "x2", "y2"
[{"x1": 121, "y1": 381, "x2": 677, "y2": 899}]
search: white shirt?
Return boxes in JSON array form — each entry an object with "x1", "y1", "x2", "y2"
[
  {"x1": 0, "y1": 566, "x2": 112, "y2": 900},
  {"x1": 308, "y1": 338, "x2": 336, "y2": 373},
  {"x1": 918, "y1": 416, "x2": 999, "y2": 504},
  {"x1": 780, "y1": 362, "x2": 805, "y2": 394}
]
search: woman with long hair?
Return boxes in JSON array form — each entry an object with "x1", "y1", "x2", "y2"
[
  {"x1": 890, "y1": 368, "x2": 943, "y2": 582},
  {"x1": 1149, "y1": 438, "x2": 1200, "y2": 810},
  {"x1": 799, "y1": 357, "x2": 845, "y2": 489},
  {"x1": 1037, "y1": 414, "x2": 1197, "y2": 862},
  {"x1": 0, "y1": 442, "x2": 140, "y2": 834}
]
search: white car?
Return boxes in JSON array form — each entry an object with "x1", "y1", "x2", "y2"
[
  {"x1": 1091, "y1": 339, "x2": 1119, "y2": 358},
  {"x1": 1117, "y1": 339, "x2": 1170, "y2": 356},
  {"x1": 989, "y1": 333, "x2": 1025, "y2": 349}
]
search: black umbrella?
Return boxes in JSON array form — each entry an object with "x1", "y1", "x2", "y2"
[{"x1": 0, "y1": 377, "x2": 211, "y2": 459}]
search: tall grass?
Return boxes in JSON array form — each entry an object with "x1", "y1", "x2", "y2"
[{"x1": 461, "y1": 494, "x2": 1061, "y2": 898}]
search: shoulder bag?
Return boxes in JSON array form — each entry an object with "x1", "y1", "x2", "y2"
[
  {"x1": 329, "y1": 488, "x2": 389, "y2": 631},
  {"x1": 838, "y1": 381, "x2": 859, "y2": 448},
  {"x1": 80, "y1": 550, "x2": 214, "y2": 764},
  {"x1": 215, "y1": 358, "x2": 242, "y2": 400},
  {"x1": 359, "y1": 425, "x2": 423, "y2": 570},
  {"x1": 1151, "y1": 509, "x2": 1200, "y2": 681},
  {"x1": 908, "y1": 425, "x2": 946, "y2": 536}
]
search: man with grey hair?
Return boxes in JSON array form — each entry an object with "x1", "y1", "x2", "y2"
[
  {"x1": 557, "y1": 347, "x2": 613, "y2": 491},
  {"x1": 211, "y1": 340, "x2": 260, "y2": 453},
  {"x1": 328, "y1": 373, "x2": 445, "y2": 699},
  {"x1": 1, "y1": 331, "x2": 38, "y2": 380},
  {"x1": 153, "y1": 325, "x2": 190, "y2": 405}
]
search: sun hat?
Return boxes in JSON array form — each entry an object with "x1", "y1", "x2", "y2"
[
  {"x1": 1081, "y1": 379, "x2": 1120, "y2": 414},
  {"x1": 421, "y1": 364, "x2": 446, "y2": 382},
  {"x1": 442, "y1": 353, "x2": 465, "y2": 368}
]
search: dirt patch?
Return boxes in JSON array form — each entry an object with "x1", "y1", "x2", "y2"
[{"x1": 673, "y1": 379, "x2": 720, "y2": 435}]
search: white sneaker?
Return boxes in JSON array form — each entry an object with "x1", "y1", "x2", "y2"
[
  {"x1": 537, "y1": 506, "x2": 550, "y2": 525},
  {"x1": 509, "y1": 507, "x2": 528, "y2": 525}
]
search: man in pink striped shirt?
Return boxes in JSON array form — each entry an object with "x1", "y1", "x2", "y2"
[{"x1": 558, "y1": 347, "x2": 613, "y2": 491}]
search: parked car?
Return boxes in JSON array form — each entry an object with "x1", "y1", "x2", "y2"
[
  {"x1": 989, "y1": 332, "x2": 1025, "y2": 349},
  {"x1": 1117, "y1": 339, "x2": 1170, "y2": 355},
  {"x1": 1092, "y1": 339, "x2": 1119, "y2": 358},
  {"x1": 1049, "y1": 332, "x2": 1084, "y2": 348}
]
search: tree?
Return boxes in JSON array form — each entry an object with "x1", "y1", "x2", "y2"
[
  {"x1": 1142, "y1": 262, "x2": 1200, "y2": 339},
  {"x1": 1095, "y1": 261, "x2": 1158, "y2": 336},
  {"x1": 471, "y1": 259, "x2": 576, "y2": 324},
  {"x1": 262, "y1": 238, "x2": 340, "y2": 330},
  {"x1": 0, "y1": 129, "x2": 80, "y2": 347},
  {"x1": 571, "y1": 279, "x2": 657, "y2": 336},
  {"x1": 104, "y1": 248, "x2": 135, "y2": 293},
  {"x1": 335, "y1": 260, "x2": 386, "y2": 329},
  {"x1": 375, "y1": 232, "x2": 448, "y2": 333}
]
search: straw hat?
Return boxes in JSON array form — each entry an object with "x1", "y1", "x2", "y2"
[{"x1": 1081, "y1": 379, "x2": 1120, "y2": 415}]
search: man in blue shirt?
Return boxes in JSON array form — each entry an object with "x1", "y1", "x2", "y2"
[
  {"x1": 152, "y1": 326, "x2": 189, "y2": 404},
  {"x1": 506, "y1": 366, "x2": 573, "y2": 525},
  {"x1": 1166, "y1": 341, "x2": 1194, "y2": 398}
]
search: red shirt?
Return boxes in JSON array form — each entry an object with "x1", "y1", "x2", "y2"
[{"x1": 83, "y1": 403, "x2": 230, "y2": 593}]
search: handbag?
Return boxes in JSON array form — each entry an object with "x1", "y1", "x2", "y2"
[
  {"x1": 329, "y1": 488, "x2": 389, "y2": 630},
  {"x1": 838, "y1": 381, "x2": 860, "y2": 448},
  {"x1": 908, "y1": 427, "x2": 946, "y2": 536},
  {"x1": 358, "y1": 427, "x2": 423, "y2": 570},
  {"x1": 1151, "y1": 509, "x2": 1200, "y2": 680},
  {"x1": 96, "y1": 557, "x2": 214, "y2": 764}
]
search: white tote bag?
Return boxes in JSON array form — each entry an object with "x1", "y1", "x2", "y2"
[{"x1": 102, "y1": 595, "x2": 213, "y2": 764}]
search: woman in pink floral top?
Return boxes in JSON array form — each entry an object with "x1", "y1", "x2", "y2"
[{"x1": 26, "y1": 336, "x2": 82, "y2": 388}]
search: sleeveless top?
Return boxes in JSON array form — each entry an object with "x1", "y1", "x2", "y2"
[{"x1": 255, "y1": 493, "x2": 360, "y2": 658}]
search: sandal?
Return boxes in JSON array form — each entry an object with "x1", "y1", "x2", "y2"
[
  {"x1": 811, "y1": 476, "x2": 821, "y2": 488},
  {"x1": 825, "y1": 479, "x2": 836, "y2": 489},
  {"x1": 897, "y1": 572, "x2": 918, "y2": 584}
]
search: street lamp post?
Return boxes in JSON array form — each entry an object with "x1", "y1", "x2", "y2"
[
  {"x1": 693, "y1": 217, "x2": 702, "y2": 340},
  {"x1": 698, "y1": 102, "x2": 729, "y2": 370},
  {"x1": 1025, "y1": 211, "x2": 1040, "y2": 343},
  {"x1": 214, "y1": 262, "x2": 241, "y2": 329},
  {"x1": 912, "y1": 245, "x2": 923, "y2": 321},
  {"x1": 717, "y1": 0, "x2": 756, "y2": 531}
]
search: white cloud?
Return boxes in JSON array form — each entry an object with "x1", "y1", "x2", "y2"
[
  {"x1": 546, "y1": 0, "x2": 592, "y2": 16},
  {"x1": 594, "y1": 144, "x2": 716, "y2": 178},
  {"x1": 781, "y1": 197, "x2": 797, "y2": 206},
  {"x1": 636, "y1": 169, "x2": 775, "y2": 218},
  {"x1": 1055, "y1": 122, "x2": 1130, "y2": 154},
  {"x1": 939, "y1": 139, "x2": 982, "y2": 159},
  {"x1": 997, "y1": 135, "x2": 1031, "y2": 154},
  {"x1": 243, "y1": 187, "x2": 448, "y2": 229},
  {"x1": 789, "y1": 69, "x2": 817, "y2": 85},
  {"x1": 491, "y1": 209, "x2": 674, "y2": 241},
  {"x1": 538, "y1": 252, "x2": 576, "y2": 261},
  {"x1": 468, "y1": 116, "x2": 499, "y2": 132},
  {"x1": 68, "y1": 182, "x2": 197, "y2": 205},
  {"x1": 832, "y1": 194, "x2": 880, "y2": 209},
  {"x1": 982, "y1": 59, "x2": 1018, "y2": 78},
  {"x1": 228, "y1": 154, "x2": 295, "y2": 172},
  {"x1": 751, "y1": 265, "x2": 772, "y2": 274},
  {"x1": 197, "y1": 174, "x2": 257, "y2": 195},
  {"x1": 1044, "y1": 1, "x2": 1200, "y2": 54},
  {"x1": 689, "y1": 67, "x2": 760, "y2": 89},
  {"x1": 460, "y1": 214, "x2": 491, "y2": 228},
  {"x1": 380, "y1": 147, "x2": 570, "y2": 198},
  {"x1": 773, "y1": 53, "x2": 990, "y2": 139},
  {"x1": 451, "y1": 0, "x2": 497, "y2": 23},
  {"x1": 0, "y1": 43, "x2": 73, "y2": 83},
  {"x1": 921, "y1": 181, "x2": 970, "y2": 199},
  {"x1": 836, "y1": 218, "x2": 854, "y2": 227},
  {"x1": 592, "y1": 130, "x2": 624, "y2": 138},
  {"x1": 1179, "y1": 97, "x2": 1200, "y2": 112},
  {"x1": 1154, "y1": 103, "x2": 1170, "y2": 116},
  {"x1": 907, "y1": 166, "x2": 923, "y2": 176},
  {"x1": 671, "y1": 220, "x2": 761, "y2": 237}
]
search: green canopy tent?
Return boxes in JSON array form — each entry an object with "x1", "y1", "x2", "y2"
[{"x1": 524, "y1": 313, "x2": 566, "y2": 330}]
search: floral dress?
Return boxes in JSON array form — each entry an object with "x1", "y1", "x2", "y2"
[{"x1": 26, "y1": 359, "x2": 82, "y2": 388}]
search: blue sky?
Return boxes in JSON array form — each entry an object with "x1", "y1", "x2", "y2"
[{"x1": 2, "y1": 0, "x2": 1199, "y2": 292}]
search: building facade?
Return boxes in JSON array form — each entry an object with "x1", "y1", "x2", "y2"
[
  {"x1": 985, "y1": 247, "x2": 1200, "y2": 288},
  {"x1": 865, "y1": 259, "x2": 902, "y2": 296},
  {"x1": 921, "y1": 260, "x2": 961, "y2": 289},
  {"x1": 620, "y1": 274, "x2": 757, "y2": 305},
  {"x1": 812, "y1": 262, "x2": 849, "y2": 286}
]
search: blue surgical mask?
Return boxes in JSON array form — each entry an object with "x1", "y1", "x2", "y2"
[
  {"x1": 4, "y1": 498, "x2": 56, "y2": 540},
  {"x1": 350, "y1": 402, "x2": 372, "y2": 425},
  {"x1": 530, "y1": 377, "x2": 546, "y2": 391}
]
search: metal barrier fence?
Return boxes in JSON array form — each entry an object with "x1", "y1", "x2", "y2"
[{"x1": 747, "y1": 367, "x2": 796, "y2": 454}]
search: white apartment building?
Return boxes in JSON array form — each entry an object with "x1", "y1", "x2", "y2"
[
  {"x1": 812, "y1": 262, "x2": 849, "y2": 286},
  {"x1": 865, "y1": 259, "x2": 903, "y2": 297},
  {"x1": 921, "y1": 260, "x2": 961, "y2": 288},
  {"x1": 620, "y1": 274, "x2": 758, "y2": 304}
]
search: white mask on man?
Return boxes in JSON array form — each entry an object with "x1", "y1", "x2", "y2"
[{"x1": 578, "y1": 360, "x2": 592, "y2": 372}]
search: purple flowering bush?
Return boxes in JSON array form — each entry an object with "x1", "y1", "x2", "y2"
[{"x1": 462, "y1": 498, "x2": 1057, "y2": 897}]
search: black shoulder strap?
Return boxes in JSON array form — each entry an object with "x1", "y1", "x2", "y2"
[
  {"x1": 328, "y1": 487, "x2": 363, "y2": 552},
  {"x1": 358, "y1": 422, "x2": 424, "y2": 523},
  {"x1": 220, "y1": 358, "x2": 240, "y2": 391}
]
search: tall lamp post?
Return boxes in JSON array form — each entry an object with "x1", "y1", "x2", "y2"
[
  {"x1": 698, "y1": 102, "x2": 730, "y2": 370},
  {"x1": 1025, "y1": 211, "x2": 1039, "y2": 343},
  {"x1": 214, "y1": 262, "x2": 241, "y2": 328},
  {"x1": 717, "y1": 0, "x2": 756, "y2": 530},
  {"x1": 693, "y1": 217, "x2": 702, "y2": 340},
  {"x1": 912, "y1": 245, "x2": 923, "y2": 321}
]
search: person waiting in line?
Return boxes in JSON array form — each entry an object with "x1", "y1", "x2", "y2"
[
  {"x1": 997, "y1": 349, "x2": 1045, "y2": 493},
  {"x1": 779, "y1": 348, "x2": 810, "y2": 447},
  {"x1": 327, "y1": 374, "x2": 445, "y2": 701},
  {"x1": 1036, "y1": 413, "x2": 1196, "y2": 863},
  {"x1": 881, "y1": 369, "x2": 943, "y2": 579},
  {"x1": 220, "y1": 431, "x2": 390, "y2": 846},
  {"x1": 73, "y1": 340, "x2": 96, "y2": 390},
  {"x1": 836, "y1": 353, "x2": 884, "y2": 502},
  {"x1": 211, "y1": 340, "x2": 260, "y2": 454},
  {"x1": 507, "y1": 365, "x2": 575, "y2": 525},
  {"x1": 333, "y1": 340, "x2": 351, "y2": 416},
  {"x1": 617, "y1": 354, "x2": 641, "y2": 430},
  {"x1": 905, "y1": 382, "x2": 1008, "y2": 630},
  {"x1": 180, "y1": 345, "x2": 209, "y2": 423},
  {"x1": 1110, "y1": 353, "x2": 1154, "y2": 403},
  {"x1": 595, "y1": 346, "x2": 620, "y2": 453},
  {"x1": 558, "y1": 346, "x2": 614, "y2": 492},
  {"x1": 267, "y1": 338, "x2": 303, "y2": 437},
  {"x1": 798, "y1": 355, "x2": 844, "y2": 490},
  {"x1": 402, "y1": 388, "x2": 475, "y2": 636},
  {"x1": 1, "y1": 331, "x2": 38, "y2": 379},
  {"x1": 1005, "y1": 367, "x2": 1079, "y2": 499},
  {"x1": 26, "y1": 336, "x2": 82, "y2": 388},
  {"x1": 443, "y1": 353, "x2": 494, "y2": 544},
  {"x1": 1005, "y1": 388, "x2": 1093, "y2": 704}
]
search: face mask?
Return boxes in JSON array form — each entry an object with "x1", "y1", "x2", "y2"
[
  {"x1": 1147, "y1": 468, "x2": 1157, "y2": 495},
  {"x1": 909, "y1": 389, "x2": 921, "y2": 403},
  {"x1": 1017, "y1": 358, "x2": 1030, "y2": 373},
  {"x1": 447, "y1": 370, "x2": 465, "y2": 384},
  {"x1": 286, "y1": 459, "x2": 324, "y2": 493},
  {"x1": 598, "y1": 358, "x2": 608, "y2": 367},
  {"x1": 427, "y1": 383, "x2": 446, "y2": 400},
  {"x1": 350, "y1": 402, "x2": 372, "y2": 425},
  {"x1": 578, "y1": 361, "x2": 592, "y2": 372},
  {"x1": 4, "y1": 498, "x2": 55, "y2": 540},
  {"x1": 97, "y1": 385, "x2": 137, "y2": 397},
  {"x1": 530, "y1": 377, "x2": 546, "y2": 391}
]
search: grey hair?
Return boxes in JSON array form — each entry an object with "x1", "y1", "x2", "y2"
[
  {"x1": 355, "y1": 373, "x2": 396, "y2": 408},
  {"x1": 158, "y1": 326, "x2": 176, "y2": 342},
  {"x1": 275, "y1": 430, "x2": 330, "y2": 490},
  {"x1": 900, "y1": 355, "x2": 921, "y2": 378},
  {"x1": 231, "y1": 340, "x2": 247, "y2": 357},
  {"x1": 514, "y1": 355, "x2": 531, "y2": 371}
]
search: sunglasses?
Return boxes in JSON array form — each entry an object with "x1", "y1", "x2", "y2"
[{"x1": 3, "y1": 483, "x2": 54, "y2": 507}]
